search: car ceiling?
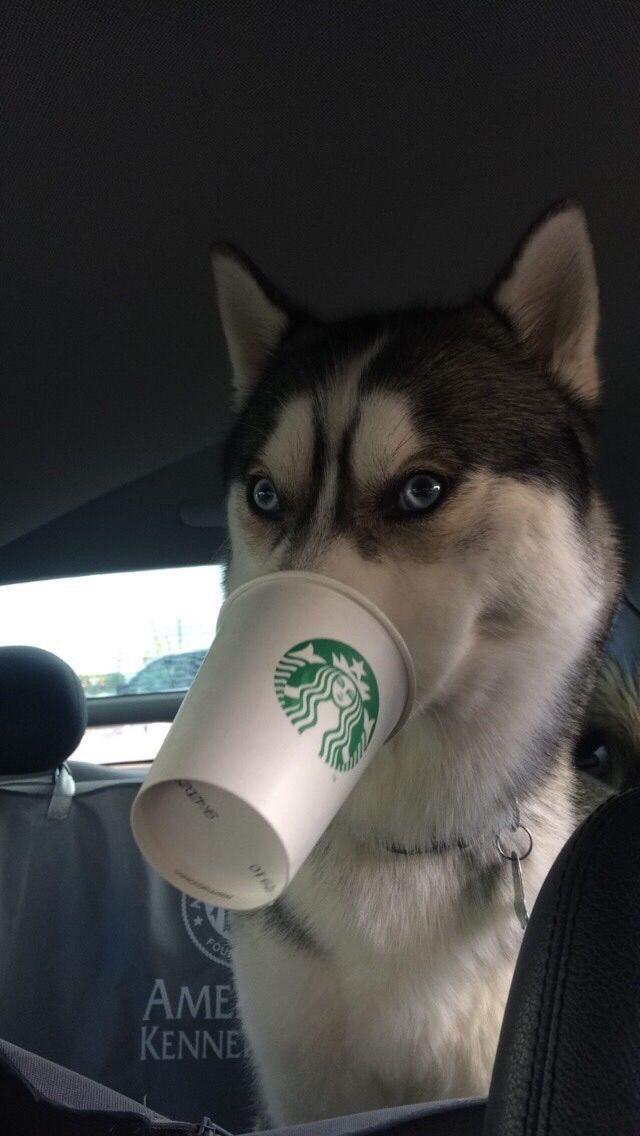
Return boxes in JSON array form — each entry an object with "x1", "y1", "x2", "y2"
[{"x1": 2, "y1": 3, "x2": 640, "y2": 607}]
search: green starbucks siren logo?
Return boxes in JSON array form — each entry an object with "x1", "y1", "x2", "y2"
[{"x1": 275, "y1": 639, "x2": 379, "y2": 772}]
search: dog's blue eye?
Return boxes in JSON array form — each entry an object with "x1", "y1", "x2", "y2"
[
  {"x1": 398, "y1": 473, "x2": 443, "y2": 513},
  {"x1": 250, "y1": 477, "x2": 280, "y2": 515}
]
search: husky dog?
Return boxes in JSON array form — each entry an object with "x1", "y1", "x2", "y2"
[{"x1": 211, "y1": 204, "x2": 621, "y2": 1126}]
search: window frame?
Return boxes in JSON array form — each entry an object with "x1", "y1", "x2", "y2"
[{"x1": 87, "y1": 692, "x2": 184, "y2": 727}]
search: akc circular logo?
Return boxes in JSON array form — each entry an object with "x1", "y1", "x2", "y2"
[
  {"x1": 181, "y1": 893, "x2": 232, "y2": 968},
  {"x1": 274, "y1": 638, "x2": 379, "y2": 772}
]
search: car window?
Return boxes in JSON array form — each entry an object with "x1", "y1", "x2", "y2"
[
  {"x1": 0, "y1": 566, "x2": 224, "y2": 698},
  {"x1": 72, "y1": 722, "x2": 172, "y2": 766}
]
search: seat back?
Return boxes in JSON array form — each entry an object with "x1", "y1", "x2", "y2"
[
  {"x1": 484, "y1": 787, "x2": 640, "y2": 1136},
  {"x1": 0, "y1": 647, "x2": 252, "y2": 1128}
]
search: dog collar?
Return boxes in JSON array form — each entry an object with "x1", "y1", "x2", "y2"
[
  {"x1": 383, "y1": 837, "x2": 469, "y2": 855},
  {"x1": 383, "y1": 800, "x2": 534, "y2": 930},
  {"x1": 382, "y1": 798, "x2": 527, "y2": 858}
]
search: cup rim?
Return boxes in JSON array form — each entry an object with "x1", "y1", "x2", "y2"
[{"x1": 217, "y1": 570, "x2": 416, "y2": 738}]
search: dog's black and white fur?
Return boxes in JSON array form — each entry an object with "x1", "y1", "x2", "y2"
[{"x1": 212, "y1": 204, "x2": 621, "y2": 1125}]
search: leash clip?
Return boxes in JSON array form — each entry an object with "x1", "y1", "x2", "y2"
[{"x1": 495, "y1": 807, "x2": 533, "y2": 931}]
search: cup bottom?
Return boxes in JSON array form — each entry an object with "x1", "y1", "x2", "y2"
[{"x1": 132, "y1": 779, "x2": 289, "y2": 910}]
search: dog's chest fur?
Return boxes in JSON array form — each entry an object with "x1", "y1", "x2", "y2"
[{"x1": 231, "y1": 726, "x2": 577, "y2": 1123}]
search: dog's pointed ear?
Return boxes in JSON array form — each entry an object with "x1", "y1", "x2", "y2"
[
  {"x1": 492, "y1": 203, "x2": 599, "y2": 403},
  {"x1": 211, "y1": 244, "x2": 293, "y2": 408}
]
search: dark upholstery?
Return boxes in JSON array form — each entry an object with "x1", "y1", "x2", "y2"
[
  {"x1": 484, "y1": 788, "x2": 640, "y2": 1136},
  {"x1": 0, "y1": 767, "x2": 252, "y2": 1127},
  {"x1": 0, "y1": 651, "x2": 251, "y2": 1125},
  {"x1": 0, "y1": 1037, "x2": 486, "y2": 1136},
  {"x1": 0, "y1": 646, "x2": 87, "y2": 775}
]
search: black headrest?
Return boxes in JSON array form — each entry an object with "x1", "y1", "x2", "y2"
[
  {"x1": 484, "y1": 787, "x2": 640, "y2": 1136},
  {"x1": 0, "y1": 647, "x2": 87, "y2": 776}
]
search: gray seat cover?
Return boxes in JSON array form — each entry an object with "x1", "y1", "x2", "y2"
[{"x1": 0, "y1": 766, "x2": 252, "y2": 1129}]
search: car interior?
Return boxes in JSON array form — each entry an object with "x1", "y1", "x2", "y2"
[{"x1": 1, "y1": 5, "x2": 640, "y2": 1135}]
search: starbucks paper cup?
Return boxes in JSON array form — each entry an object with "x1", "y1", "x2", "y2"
[{"x1": 131, "y1": 572, "x2": 414, "y2": 910}]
